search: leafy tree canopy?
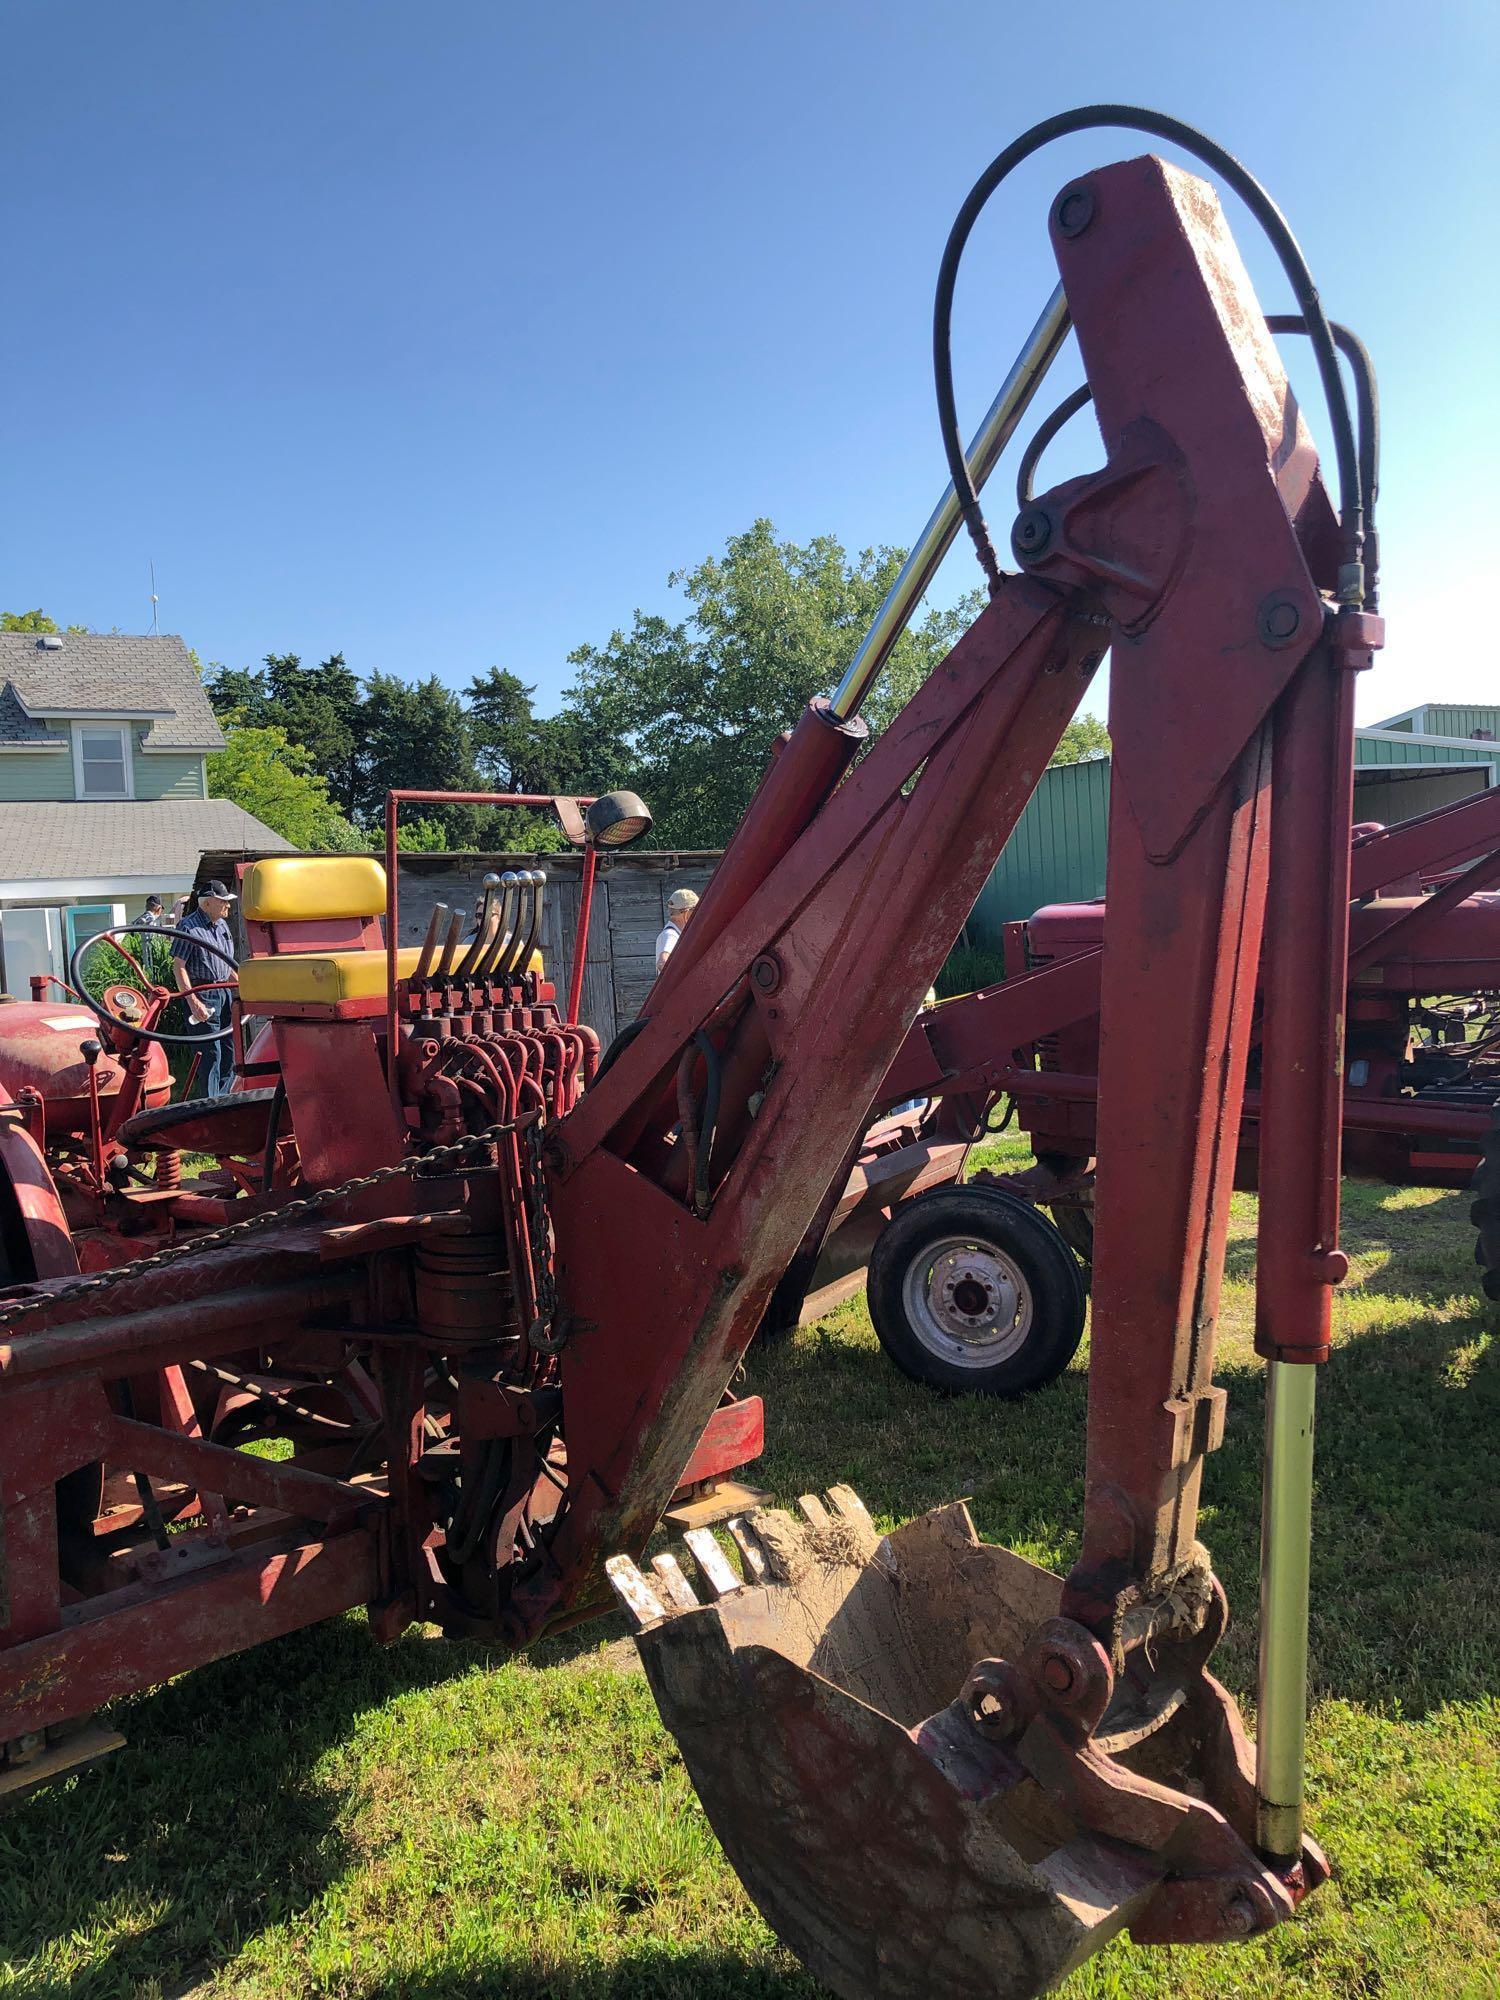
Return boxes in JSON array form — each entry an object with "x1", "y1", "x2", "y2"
[
  {"x1": 561, "y1": 519, "x2": 984, "y2": 849},
  {"x1": 207, "y1": 724, "x2": 363, "y2": 852},
  {"x1": 193, "y1": 518, "x2": 1103, "y2": 859},
  {"x1": 2, "y1": 609, "x2": 89, "y2": 633},
  {"x1": 1050, "y1": 713, "x2": 1110, "y2": 765}
]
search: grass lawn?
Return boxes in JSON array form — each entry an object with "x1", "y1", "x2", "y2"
[{"x1": 1, "y1": 1137, "x2": 1495, "y2": 1999}]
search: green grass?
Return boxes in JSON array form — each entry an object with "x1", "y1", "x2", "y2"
[{"x1": 1, "y1": 1143, "x2": 1496, "y2": 1999}]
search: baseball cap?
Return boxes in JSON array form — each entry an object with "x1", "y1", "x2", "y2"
[{"x1": 200, "y1": 878, "x2": 237, "y2": 901}]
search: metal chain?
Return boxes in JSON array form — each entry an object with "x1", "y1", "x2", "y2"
[
  {"x1": 523, "y1": 1114, "x2": 564, "y2": 1353},
  {"x1": 0, "y1": 1116, "x2": 531, "y2": 1329}
]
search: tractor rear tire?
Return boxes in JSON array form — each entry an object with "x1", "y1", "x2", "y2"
[
  {"x1": 1473, "y1": 1103, "x2": 1500, "y2": 1304},
  {"x1": 867, "y1": 1184, "x2": 1086, "y2": 1397}
]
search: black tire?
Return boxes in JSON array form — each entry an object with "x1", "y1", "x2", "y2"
[
  {"x1": 867, "y1": 1184, "x2": 1086, "y2": 1396},
  {"x1": 1472, "y1": 1103, "x2": 1500, "y2": 1305}
]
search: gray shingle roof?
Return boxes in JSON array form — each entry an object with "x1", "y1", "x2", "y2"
[
  {"x1": 0, "y1": 633, "x2": 225, "y2": 751},
  {"x1": 0, "y1": 798, "x2": 293, "y2": 887}
]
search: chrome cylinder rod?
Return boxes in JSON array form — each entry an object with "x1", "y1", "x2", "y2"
[
  {"x1": 828, "y1": 282, "x2": 1071, "y2": 721},
  {"x1": 1256, "y1": 1359, "x2": 1319, "y2": 1864}
]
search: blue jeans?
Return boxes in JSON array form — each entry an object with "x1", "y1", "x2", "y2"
[{"x1": 188, "y1": 993, "x2": 235, "y2": 1098}]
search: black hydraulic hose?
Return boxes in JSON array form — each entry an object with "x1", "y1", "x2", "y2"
[
  {"x1": 1013, "y1": 315, "x2": 1382, "y2": 607},
  {"x1": 934, "y1": 105, "x2": 1365, "y2": 605},
  {"x1": 1268, "y1": 313, "x2": 1381, "y2": 609},
  {"x1": 1015, "y1": 383, "x2": 1096, "y2": 511},
  {"x1": 593, "y1": 1015, "x2": 651, "y2": 1083}
]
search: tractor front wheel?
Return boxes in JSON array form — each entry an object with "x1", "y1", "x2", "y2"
[{"x1": 867, "y1": 1184, "x2": 1086, "y2": 1397}]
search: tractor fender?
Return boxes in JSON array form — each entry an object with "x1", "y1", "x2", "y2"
[{"x1": 0, "y1": 1085, "x2": 78, "y2": 1281}]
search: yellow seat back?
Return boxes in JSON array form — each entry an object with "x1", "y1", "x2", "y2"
[{"x1": 241, "y1": 856, "x2": 388, "y2": 925}]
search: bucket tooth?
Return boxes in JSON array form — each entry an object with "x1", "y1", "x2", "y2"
[
  {"x1": 725, "y1": 1515, "x2": 769, "y2": 1584},
  {"x1": 681, "y1": 1527, "x2": 744, "y2": 1601},
  {"x1": 612, "y1": 1491, "x2": 1292, "y2": 2000},
  {"x1": 603, "y1": 1554, "x2": 669, "y2": 1632},
  {"x1": 649, "y1": 1551, "x2": 701, "y2": 1613}
]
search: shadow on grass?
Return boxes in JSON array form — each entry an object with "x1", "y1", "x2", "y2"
[
  {"x1": 0, "y1": 1614, "x2": 533, "y2": 2000},
  {"x1": 332, "y1": 1946, "x2": 818, "y2": 2000},
  {"x1": 746, "y1": 1287, "x2": 1497, "y2": 1719},
  {"x1": 2, "y1": 1246, "x2": 1491, "y2": 1997},
  {"x1": 1223, "y1": 1182, "x2": 1482, "y2": 1300}
]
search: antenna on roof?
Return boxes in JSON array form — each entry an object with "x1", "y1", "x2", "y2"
[{"x1": 149, "y1": 559, "x2": 159, "y2": 636}]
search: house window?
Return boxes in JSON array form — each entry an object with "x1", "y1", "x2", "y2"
[{"x1": 72, "y1": 724, "x2": 132, "y2": 800}]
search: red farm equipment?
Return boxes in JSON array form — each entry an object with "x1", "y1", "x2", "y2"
[
  {"x1": 802, "y1": 783, "x2": 1500, "y2": 1395},
  {"x1": 0, "y1": 108, "x2": 1430, "y2": 1997}
]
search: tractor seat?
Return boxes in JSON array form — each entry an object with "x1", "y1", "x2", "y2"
[
  {"x1": 235, "y1": 855, "x2": 545, "y2": 1009},
  {"x1": 238, "y1": 854, "x2": 413, "y2": 1010},
  {"x1": 238, "y1": 946, "x2": 425, "y2": 1006}
]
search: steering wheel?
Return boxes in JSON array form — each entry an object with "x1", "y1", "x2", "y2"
[{"x1": 69, "y1": 925, "x2": 239, "y2": 1048}]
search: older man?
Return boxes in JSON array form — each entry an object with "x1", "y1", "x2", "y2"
[
  {"x1": 171, "y1": 878, "x2": 239, "y2": 1097},
  {"x1": 654, "y1": 887, "x2": 699, "y2": 973}
]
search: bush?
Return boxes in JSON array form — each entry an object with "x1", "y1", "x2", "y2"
[
  {"x1": 75, "y1": 931, "x2": 189, "y2": 1037},
  {"x1": 934, "y1": 943, "x2": 1006, "y2": 1000}
]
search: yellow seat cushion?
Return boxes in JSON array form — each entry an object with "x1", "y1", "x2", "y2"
[
  {"x1": 239, "y1": 947, "x2": 423, "y2": 1006},
  {"x1": 242, "y1": 856, "x2": 388, "y2": 924},
  {"x1": 238, "y1": 945, "x2": 546, "y2": 1007}
]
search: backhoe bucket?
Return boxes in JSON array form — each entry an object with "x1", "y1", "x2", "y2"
[{"x1": 609, "y1": 1488, "x2": 1309, "y2": 2000}]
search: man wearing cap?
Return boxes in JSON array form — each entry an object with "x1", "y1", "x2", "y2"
[
  {"x1": 655, "y1": 887, "x2": 700, "y2": 973},
  {"x1": 170, "y1": 879, "x2": 239, "y2": 1097},
  {"x1": 138, "y1": 894, "x2": 167, "y2": 929}
]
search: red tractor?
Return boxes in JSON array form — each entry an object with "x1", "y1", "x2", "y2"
[
  {"x1": 0, "y1": 109, "x2": 1434, "y2": 1998},
  {"x1": 808, "y1": 784, "x2": 1500, "y2": 1396}
]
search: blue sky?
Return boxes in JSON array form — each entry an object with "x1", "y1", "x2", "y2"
[{"x1": 4, "y1": 1, "x2": 1495, "y2": 728}]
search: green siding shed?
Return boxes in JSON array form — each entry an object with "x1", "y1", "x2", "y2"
[{"x1": 965, "y1": 724, "x2": 1498, "y2": 946}]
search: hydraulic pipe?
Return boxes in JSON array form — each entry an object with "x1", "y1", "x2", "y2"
[
  {"x1": 1256, "y1": 1359, "x2": 1318, "y2": 1865},
  {"x1": 828, "y1": 283, "x2": 1071, "y2": 720}
]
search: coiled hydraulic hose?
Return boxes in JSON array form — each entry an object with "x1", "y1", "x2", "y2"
[
  {"x1": 1013, "y1": 314, "x2": 1382, "y2": 607},
  {"x1": 934, "y1": 106, "x2": 1368, "y2": 607}
]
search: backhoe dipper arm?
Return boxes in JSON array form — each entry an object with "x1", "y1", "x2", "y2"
[{"x1": 537, "y1": 147, "x2": 1375, "y2": 1703}]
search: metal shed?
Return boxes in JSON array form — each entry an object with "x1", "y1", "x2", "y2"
[{"x1": 966, "y1": 716, "x2": 1499, "y2": 947}]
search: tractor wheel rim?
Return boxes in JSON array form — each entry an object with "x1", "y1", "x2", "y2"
[{"x1": 902, "y1": 1235, "x2": 1032, "y2": 1368}]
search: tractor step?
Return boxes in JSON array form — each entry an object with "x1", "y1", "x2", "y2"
[{"x1": 1, "y1": 1722, "x2": 125, "y2": 1808}]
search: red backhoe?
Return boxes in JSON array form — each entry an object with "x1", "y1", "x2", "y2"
[{"x1": 0, "y1": 108, "x2": 1411, "y2": 1996}]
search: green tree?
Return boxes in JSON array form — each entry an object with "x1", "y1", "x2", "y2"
[
  {"x1": 207, "y1": 724, "x2": 363, "y2": 851},
  {"x1": 203, "y1": 662, "x2": 270, "y2": 717},
  {"x1": 204, "y1": 652, "x2": 364, "y2": 816},
  {"x1": 358, "y1": 671, "x2": 481, "y2": 843},
  {"x1": 466, "y1": 666, "x2": 625, "y2": 807},
  {"x1": 2, "y1": 609, "x2": 89, "y2": 633},
  {"x1": 561, "y1": 519, "x2": 982, "y2": 849},
  {"x1": 1050, "y1": 714, "x2": 1110, "y2": 765}
]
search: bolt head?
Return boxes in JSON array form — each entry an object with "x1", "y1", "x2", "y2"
[
  {"x1": 1011, "y1": 507, "x2": 1054, "y2": 562},
  {"x1": 1224, "y1": 1893, "x2": 1259, "y2": 1936},
  {"x1": 1055, "y1": 183, "x2": 1096, "y2": 239},
  {"x1": 1257, "y1": 593, "x2": 1305, "y2": 648}
]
